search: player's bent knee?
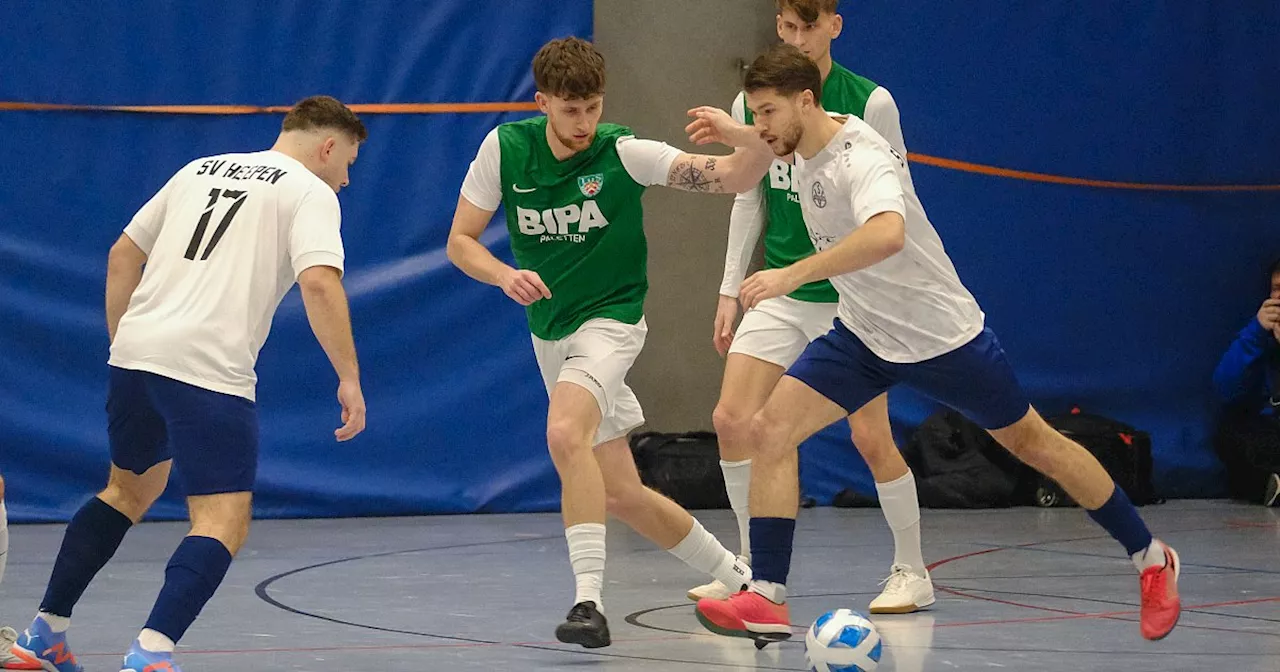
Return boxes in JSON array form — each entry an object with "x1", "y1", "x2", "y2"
[
  {"x1": 748, "y1": 411, "x2": 794, "y2": 461},
  {"x1": 546, "y1": 420, "x2": 593, "y2": 464},
  {"x1": 604, "y1": 487, "x2": 647, "y2": 522},
  {"x1": 188, "y1": 492, "x2": 253, "y2": 555},
  {"x1": 712, "y1": 403, "x2": 752, "y2": 440}
]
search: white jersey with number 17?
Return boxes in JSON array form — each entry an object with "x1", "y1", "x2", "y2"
[{"x1": 109, "y1": 150, "x2": 345, "y2": 401}]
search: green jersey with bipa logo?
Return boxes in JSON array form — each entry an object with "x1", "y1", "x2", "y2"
[{"x1": 497, "y1": 116, "x2": 647, "y2": 341}]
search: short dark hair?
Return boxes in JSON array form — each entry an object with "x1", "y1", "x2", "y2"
[
  {"x1": 532, "y1": 37, "x2": 606, "y2": 100},
  {"x1": 776, "y1": 0, "x2": 839, "y2": 24},
  {"x1": 281, "y1": 96, "x2": 368, "y2": 143},
  {"x1": 744, "y1": 43, "x2": 823, "y2": 102}
]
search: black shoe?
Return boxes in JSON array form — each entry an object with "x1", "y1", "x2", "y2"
[{"x1": 555, "y1": 601, "x2": 611, "y2": 648}]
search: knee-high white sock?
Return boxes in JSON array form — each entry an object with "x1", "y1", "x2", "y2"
[
  {"x1": 720, "y1": 459, "x2": 752, "y2": 561},
  {"x1": 668, "y1": 518, "x2": 751, "y2": 590},
  {"x1": 565, "y1": 523, "x2": 606, "y2": 611},
  {"x1": 0, "y1": 500, "x2": 8, "y2": 587},
  {"x1": 876, "y1": 471, "x2": 927, "y2": 575}
]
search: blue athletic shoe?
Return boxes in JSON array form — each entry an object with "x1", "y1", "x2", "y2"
[
  {"x1": 120, "y1": 640, "x2": 182, "y2": 672},
  {"x1": 10, "y1": 616, "x2": 82, "y2": 672}
]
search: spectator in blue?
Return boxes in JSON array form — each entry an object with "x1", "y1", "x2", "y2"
[{"x1": 1213, "y1": 258, "x2": 1280, "y2": 506}]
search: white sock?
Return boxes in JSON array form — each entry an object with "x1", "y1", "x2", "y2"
[
  {"x1": 37, "y1": 612, "x2": 70, "y2": 633},
  {"x1": 668, "y1": 518, "x2": 751, "y2": 590},
  {"x1": 1131, "y1": 539, "x2": 1167, "y2": 572},
  {"x1": 720, "y1": 459, "x2": 752, "y2": 562},
  {"x1": 137, "y1": 628, "x2": 175, "y2": 653},
  {"x1": 876, "y1": 471, "x2": 927, "y2": 575},
  {"x1": 565, "y1": 523, "x2": 606, "y2": 611},
  {"x1": 748, "y1": 579, "x2": 786, "y2": 604},
  {"x1": 0, "y1": 500, "x2": 8, "y2": 587}
]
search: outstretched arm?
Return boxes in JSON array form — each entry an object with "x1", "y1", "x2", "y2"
[{"x1": 662, "y1": 107, "x2": 774, "y2": 194}]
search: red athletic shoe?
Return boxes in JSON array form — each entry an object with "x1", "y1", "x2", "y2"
[
  {"x1": 1139, "y1": 542, "x2": 1181, "y2": 640},
  {"x1": 696, "y1": 590, "x2": 792, "y2": 643}
]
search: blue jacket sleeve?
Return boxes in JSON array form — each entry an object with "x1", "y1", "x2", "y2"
[{"x1": 1213, "y1": 318, "x2": 1277, "y2": 404}]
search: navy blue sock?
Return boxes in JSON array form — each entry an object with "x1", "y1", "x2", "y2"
[
  {"x1": 143, "y1": 536, "x2": 234, "y2": 644},
  {"x1": 1086, "y1": 485, "x2": 1153, "y2": 556},
  {"x1": 40, "y1": 497, "x2": 133, "y2": 617},
  {"x1": 749, "y1": 517, "x2": 796, "y2": 585}
]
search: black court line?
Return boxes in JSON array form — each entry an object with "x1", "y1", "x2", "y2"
[{"x1": 253, "y1": 535, "x2": 803, "y2": 670}]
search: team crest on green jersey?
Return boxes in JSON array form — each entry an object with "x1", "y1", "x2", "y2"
[{"x1": 578, "y1": 173, "x2": 604, "y2": 197}]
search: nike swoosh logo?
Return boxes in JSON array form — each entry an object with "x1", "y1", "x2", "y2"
[
  {"x1": 565, "y1": 355, "x2": 587, "y2": 361},
  {"x1": 513, "y1": 185, "x2": 536, "y2": 193}
]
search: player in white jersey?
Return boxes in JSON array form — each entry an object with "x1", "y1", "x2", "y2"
[
  {"x1": 7, "y1": 97, "x2": 368, "y2": 672},
  {"x1": 694, "y1": 45, "x2": 1182, "y2": 646},
  {"x1": 693, "y1": 0, "x2": 934, "y2": 615}
]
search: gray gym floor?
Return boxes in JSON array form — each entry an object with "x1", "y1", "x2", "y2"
[{"x1": 2, "y1": 500, "x2": 1277, "y2": 671}]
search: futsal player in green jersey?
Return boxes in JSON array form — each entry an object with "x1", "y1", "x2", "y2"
[{"x1": 447, "y1": 37, "x2": 773, "y2": 648}]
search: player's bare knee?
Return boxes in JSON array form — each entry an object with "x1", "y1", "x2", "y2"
[
  {"x1": 712, "y1": 402, "x2": 752, "y2": 444},
  {"x1": 749, "y1": 411, "x2": 792, "y2": 462},
  {"x1": 604, "y1": 485, "x2": 647, "y2": 522},
  {"x1": 546, "y1": 420, "x2": 592, "y2": 466},
  {"x1": 189, "y1": 494, "x2": 252, "y2": 555},
  {"x1": 0, "y1": 473, "x2": 6, "y2": 499},
  {"x1": 850, "y1": 422, "x2": 895, "y2": 463},
  {"x1": 102, "y1": 478, "x2": 157, "y2": 521}
]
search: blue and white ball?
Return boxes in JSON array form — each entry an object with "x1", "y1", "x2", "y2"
[{"x1": 804, "y1": 608, "x2": 882, "y2": 672}]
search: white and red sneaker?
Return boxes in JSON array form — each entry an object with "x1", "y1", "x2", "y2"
[
  {"x1": 1139, "y1": 542, "x2": 1181, "y2": 640},
  {"x1": 696, "y1": 590, "x2": 792, "y2": 644}
]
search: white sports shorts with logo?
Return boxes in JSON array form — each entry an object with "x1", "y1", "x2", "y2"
[
  {"x1": 728, "y1": 296, "x2": 837, "y2": 368},
  {"x1": 532, "y1": 317, "x2": 647, "y2": 446}
]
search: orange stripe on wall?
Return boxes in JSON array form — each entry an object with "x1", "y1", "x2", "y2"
[
  {"x1": 2, "y1": 100, "x2": 1276, "y2": 191},
  {"x1": 907, "y1": 152, "x2": 1280, "y2": 192},
  {"x1": 0, "y1": 101, "x2": 540, "y2": 114}
]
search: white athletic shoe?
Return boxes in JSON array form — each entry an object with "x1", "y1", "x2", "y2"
[
  {"x1": 869, "y1": 564, "x2": 936, "y2": 614},
  {"x1": 0, "y1": 626, "x2": 29, "y2": 669},
  {"x1": 687, "y1": 556, "x2": 749, "y2": 602},
  {"x1": 687, "y1": 578, "x2": 732, "y2": 602}
]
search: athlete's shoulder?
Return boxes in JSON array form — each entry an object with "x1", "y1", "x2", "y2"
[
  {"x1": 835, "y1": 118, "x2": 898, "y2": 167},
  {"x1": 596, "y1": 122, "x2": 635, "y2": 141},
  {"x1": 827, "y1": 61, "x2": 878, "y2": 91}
]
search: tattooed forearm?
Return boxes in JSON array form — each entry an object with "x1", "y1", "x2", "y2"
[{"x1": 669, "y1": 158, "x2": 723, "y2": 193}]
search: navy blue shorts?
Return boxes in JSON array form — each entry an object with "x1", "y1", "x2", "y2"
[
  {"x1": 107, "y1": 366, "x2": 258, "y2": 495},
  {"x1": 788, "y1": 321, "x2": 1031, "y2": 430}
]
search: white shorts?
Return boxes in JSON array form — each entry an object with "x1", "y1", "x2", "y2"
[
  {"x1": 532, "y1": 318, "x2": 647, "y2": 446},
  {"x1": 728, "y1": 296, "x2": 838, "y2": 369}
]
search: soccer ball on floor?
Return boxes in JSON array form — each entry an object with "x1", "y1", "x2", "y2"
[{"x1": 804, "y1": 608, "x2": 882, "y2": 672}]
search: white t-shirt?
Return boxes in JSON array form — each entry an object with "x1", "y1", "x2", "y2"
[
  {"x1": 719, "y1": 87, "x2": 908, "y2": 297},
  {"x1": 459, "y1": 127, "x2": 681, "y2": 210},
  {"x1": 794, "y1": 116, "x2": 984, "y2": 363},
  {"x1": 110, "y1": 150, "x2": 345, "y2": 400}
]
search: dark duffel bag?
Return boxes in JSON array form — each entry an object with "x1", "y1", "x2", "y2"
[
  {"x1": 1031, "y1": 408, "x2": 1162, "y2": 507},
  {"x1": 630, "y1": 431, "x2": 729, "y2": 510}
]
